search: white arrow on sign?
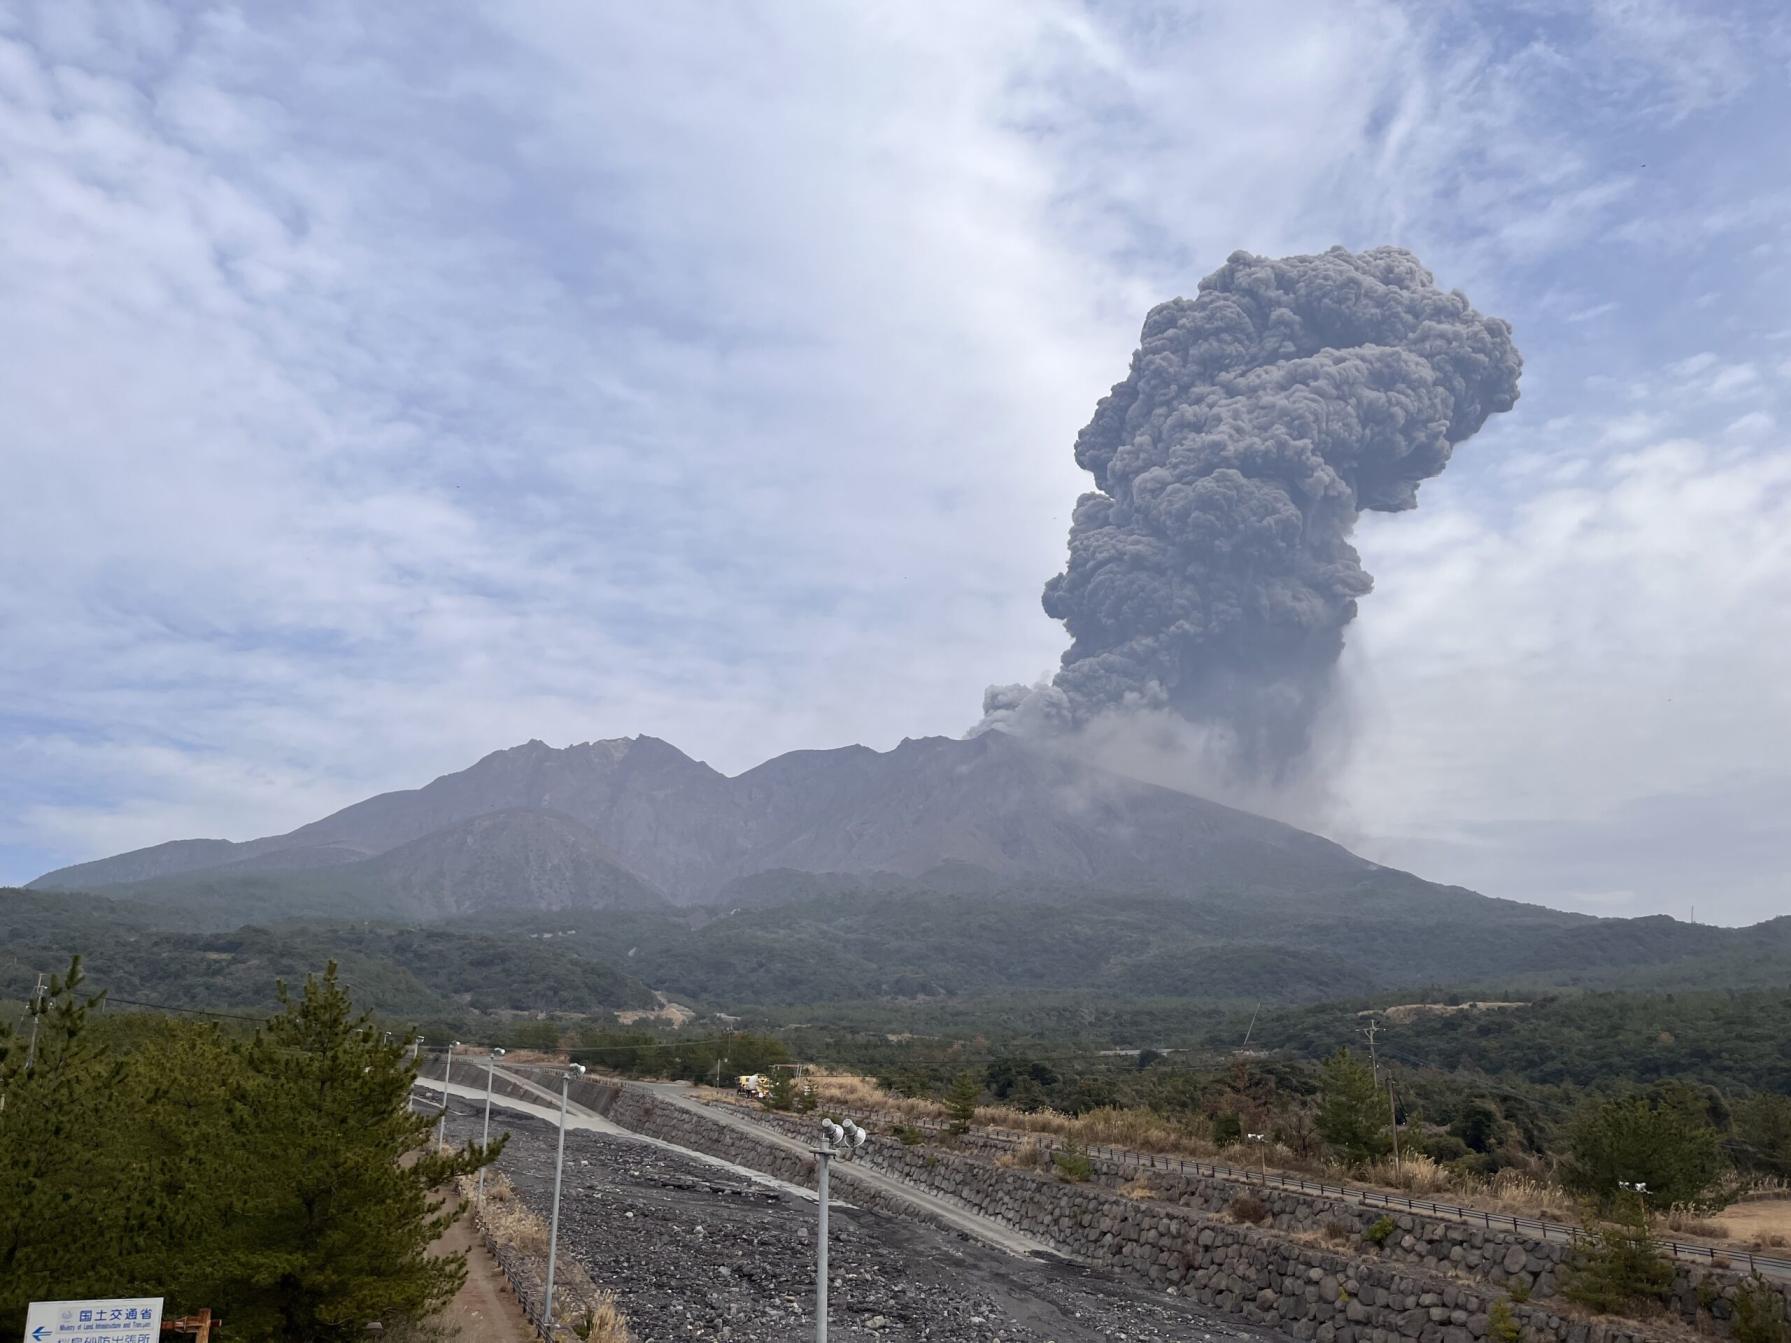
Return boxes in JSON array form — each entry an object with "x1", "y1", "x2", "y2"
[{"x1": 22, "y1": 1297, "x2": 164, "y2": 1343}]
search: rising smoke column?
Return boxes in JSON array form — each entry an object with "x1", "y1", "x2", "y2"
[{"x1": 997, "y1": 245, "x2": 1521, "y2": 781}]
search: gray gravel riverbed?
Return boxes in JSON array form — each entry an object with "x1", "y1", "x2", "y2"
[{"x1": 440, "y1": 1101, "x2": 1288, "y2": 1343}]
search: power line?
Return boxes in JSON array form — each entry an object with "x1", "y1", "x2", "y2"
[{"x1": 103, "y1": 994, "x2": 269, "y2": 1022}]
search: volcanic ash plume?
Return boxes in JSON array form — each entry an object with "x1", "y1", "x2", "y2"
[{"x1": 990, "y1": 245, "x2": 1521, "y2": 782}]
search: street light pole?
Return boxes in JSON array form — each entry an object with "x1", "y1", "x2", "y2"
[
  {"x1": 477, "y1": 1047, "x2": 505, "y2": 1207},
  {"x1": 813, "y1": 1118, "x2": 868, "y2": 1343},
  {"x1": 436, "y1": 1041, "x2": 460, "y2": 1150},
  {"x1": 543, "y1": 1063, "x2": 586, "y2": 1329},
  {"x1": 816, "y1": 1136, "x2": 830, "y2": 1342}
]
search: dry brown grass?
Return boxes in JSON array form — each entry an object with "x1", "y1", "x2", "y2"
[
  {"x1": 573, "y1": 1293, "x2": 632, "y2": 1343},
  {"x1": 1361, "y1": 1154, "x2": 1454, "y2": 1196},
  {"x1": 792, "y1": 1070, "x2": 1791, "y2": 1253},
  {"x1": 995, "y1": 1137, "x2": 1051, "y2": 1171},
  {"x1": 1119, "y1": 1176, "x2": 1158, "y2": 1201},
  {"x1": 1664, "y1": 1206, "x2": 1726, "y2": 1237},
  {"x1": 457, "y1": 1172, "x2": 633, "y2": 1342},
  {"x1": 1707, "y1": 1197, "x2": 1791, "y2": 1250},
  {"x1": 463, "y1": 1171, "x2": 549, "y2": 1256}
]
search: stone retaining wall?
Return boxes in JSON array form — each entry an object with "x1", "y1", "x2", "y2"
[{"x1": 418, "y1": 1064, "x2": 1789, "y2": 1343}]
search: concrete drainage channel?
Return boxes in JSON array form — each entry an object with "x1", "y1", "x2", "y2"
[{"x1": 417, "y1": 1064, "x2": 1782, "y2": 1343}]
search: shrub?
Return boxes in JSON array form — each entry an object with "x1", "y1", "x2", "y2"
[
  {"x1": 1562, "y1": 1197, "x2": 1673, "y2": 1315},
  {"x1": 891, "y1": 1124, "x2": 925, "y2": 1147},
  {"x1": 1732, "y1": 1276, "x2": 1791, "y2": 1343},
  {"x1": 1365, "y1": 1215, "x2": 1396, "y2": 1246},
  {"x1": 1488, "y1": 1299, "x2": 1521, "y2": 1343},
  {"x1": 1323, "y1": 1220, "x2": 1354, "y2": 1243},
  {"x1": 1228, "y1": 1194, "x2": 1271, "y2": 1225},
  {"x1": 1561, "y1": 1086, "x2": 1730, "y2": 1213},
  {"x1": 1054, "y1": 1138, "x2": 1093, "y2": 1183}
]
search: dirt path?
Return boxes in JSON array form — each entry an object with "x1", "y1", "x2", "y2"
[{"x1": 432, "y1": 1189, "x2": 536, "y2": 1343}]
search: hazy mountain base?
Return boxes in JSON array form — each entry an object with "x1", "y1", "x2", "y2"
[
  {"x1": 11, "y1": 868, "x2": 1789, "y2": 1025},
  {"x1": 441, "y1": 876, "x2": 1791, "y2": 1009}
]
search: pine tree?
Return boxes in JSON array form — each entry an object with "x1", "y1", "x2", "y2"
[
  {"x1": 763, "y1": 1071, "x2": 796, "y2": 1111},
  {"x1": 1316, "y1": 1048, "x2": 1389, "y2": 1164},
  {"x1": 946, "y1": 1072, "x2": 980, "y2": 1136},
  {"x1": 214, "y1": 964, "x2": 500, "y2": 1339},
  {"x1": 1562, "y1": 1193, "x2": 1673, "y2": 1314},
  {"x1": 0, "y1": 958, "x2": 136, "y2": 1332}
]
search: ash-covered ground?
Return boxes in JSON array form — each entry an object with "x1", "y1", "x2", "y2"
[{"x1": 440, "y1": 1102, "x2": 1287, "y2": 1343}]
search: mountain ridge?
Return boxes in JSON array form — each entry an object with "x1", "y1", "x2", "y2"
[{"x1": 32, "y1": 730, "x2": 1401, "y2": 910}]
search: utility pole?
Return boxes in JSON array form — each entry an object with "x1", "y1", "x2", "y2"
[
  {"x1": 543, "y1": 1063, "x2": 586, "y2": 1329},
  {"x1": 1387, "y1": 1077, "x2": 1401, "y2": 1177},
  {"x1": 1241, "y1": 1001, "x2": 1261, "y2": 1050},
  {"x1": 1360, "y1": 1016, "x2": 1380, "y2": 1083},
  {"x1": 478, "y1": 1047, "x2": 505, "y2": 1207},
  {"x1": 813, "y1": 1118, "x2": 868, "y2": 1343},
  {"x1": 24, "y1": 972, "x2": 47, "y2": 1070},
  {"x1": 1247, "y1": 1132, "x2": 1268, "y2": 1184}
]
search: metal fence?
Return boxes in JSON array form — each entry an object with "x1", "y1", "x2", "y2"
[{"x1": 888, "y1": 1114, "x2": 1791, "y2": 1280}]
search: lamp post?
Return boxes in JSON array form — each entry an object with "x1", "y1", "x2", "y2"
[
  {"x1": 435, "y1": 1041, "x2": 460, "y2": 1150},
  {"x1": 813, "y1": 1117, "x2": 868, "y2": 1343},
  {"x1": 477, "y1": 1047, "x2": 505, "y2": 1207},
  {"x1": 543, "y1": 1063, "x2": 586, "y2": 1329}
]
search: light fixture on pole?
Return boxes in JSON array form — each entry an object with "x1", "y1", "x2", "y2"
[
  {"x1": 813, "y1": 1117, "x2": 868, "y2": 1343},
  {"x1": 1246, "y1": 1132, "x2": 1269, "y2": 1185},
  {"x1": 543, "y1": 1062, "x2": 587, "y2": 1329},
  {"x1": 477, "y1": 1047, "x2": 505, "y2": 1207}
]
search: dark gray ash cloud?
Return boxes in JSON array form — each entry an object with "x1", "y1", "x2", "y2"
[{"x1": 987, "y1": 245, "x2": 1521, "y2": 781}]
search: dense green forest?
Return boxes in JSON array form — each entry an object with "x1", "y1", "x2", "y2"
[
  {"x1": 1, "y1": 888, "x2": 655, "y2": 1020},
  {"x1": 0, "y1": 960, "x2": 494, "y2": 1340},
  {"x1": 8, "y1": 885, "x2": 1789, "y2": 1171}
]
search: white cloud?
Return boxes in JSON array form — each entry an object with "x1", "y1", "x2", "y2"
[
  {"x1": 1342, "y1": 422, "x2": 1791, "y2": 924},
  {"x1": 1, "y1": 0, "x2": 1788, "y2": 929}
]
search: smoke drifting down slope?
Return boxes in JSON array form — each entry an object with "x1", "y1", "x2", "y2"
[{"x1": 986, "y1": 245, "x2": 1521, "y2": 781}]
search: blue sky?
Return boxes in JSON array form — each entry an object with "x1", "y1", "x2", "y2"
[{"x1": 2, "y1": 1, "x2": 1787, "y2": 922}]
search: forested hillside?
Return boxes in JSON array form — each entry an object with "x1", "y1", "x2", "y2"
[{"x1": 0, "y1": 888, "x2": 654, "y2": 1018}]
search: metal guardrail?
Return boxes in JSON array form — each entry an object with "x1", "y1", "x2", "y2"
[{"x1": 889, "y1": 1114, "x2": 1791, "y2": 1280}]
